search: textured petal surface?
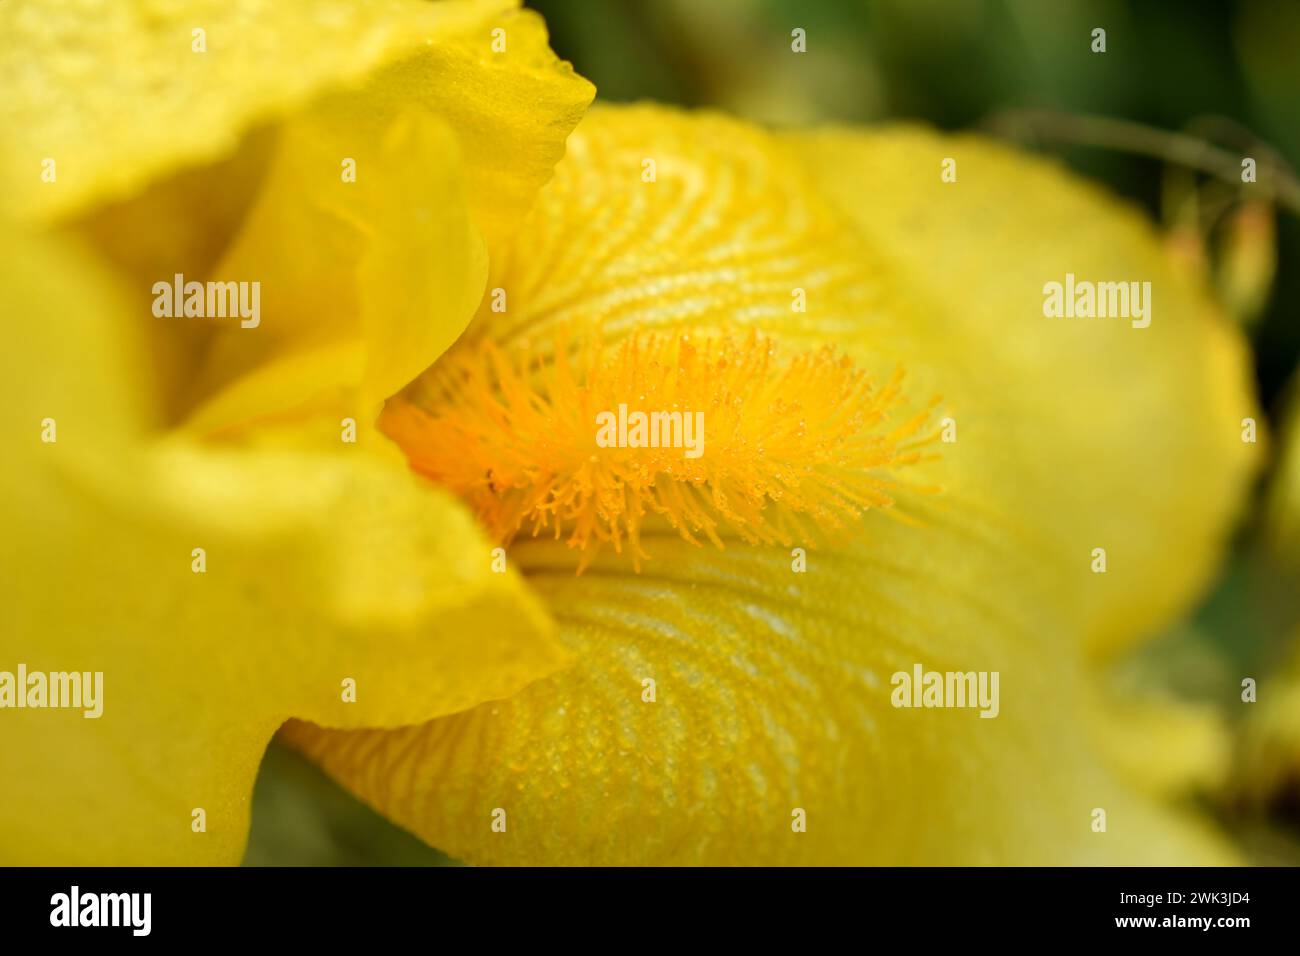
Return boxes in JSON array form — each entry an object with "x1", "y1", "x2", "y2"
[
  {"x1": 0, "y1": 227, "x2": 568, "y2": 865},
  {"x1": 288, "y1": 106, "x2": 1255, "y2": 864},
  {"x1": 289, "y1": 535, "x2": 1234, "y2": 865}
]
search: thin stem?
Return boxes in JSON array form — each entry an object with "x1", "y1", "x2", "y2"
[{"x1": 984, "y1": 108, "x2": 1300, "y2": 218}]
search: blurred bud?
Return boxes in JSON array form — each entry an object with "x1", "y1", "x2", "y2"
[{"x1": 1216, "y1": 201, "x2": 1277, "y2": 328}]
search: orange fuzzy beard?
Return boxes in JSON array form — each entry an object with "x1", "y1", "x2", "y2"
[{"x1": 380, "y1": 329, "x2": 939, "y2": 569}]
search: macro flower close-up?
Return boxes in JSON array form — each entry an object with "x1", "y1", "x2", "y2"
[{"x1": 2, "y1": 0, "x2": 1299, "y2": 893}]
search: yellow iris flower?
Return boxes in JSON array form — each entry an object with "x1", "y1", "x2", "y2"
[{"x1": 0, "y1": 0, "x2": 1260, "y2": 865}]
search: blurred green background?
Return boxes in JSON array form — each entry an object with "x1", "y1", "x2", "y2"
[{"x1": 245, "y1": 0, "x2": 1300, "y2": 865}]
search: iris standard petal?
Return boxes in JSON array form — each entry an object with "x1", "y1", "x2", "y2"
[{"x1": 2, "y1": 0, "x2": 594, "y2": 430}]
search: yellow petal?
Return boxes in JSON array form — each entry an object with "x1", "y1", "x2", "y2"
[
  {"x1": 288, "y1": 532, "x2": 1233, "y2": 865},
  {"x1": 0, "y1": 0, "x2": 582, "y2": 225},
  {"x1": 181, "y1": 109, "x2": 487, "y2": 432},
  {"x1": 3, "y1": 0, "x2": 593, "y2": 430},
  {"x1": 1087, "y1": 689, "x2": 1231, "y2": 798},
  {"x1": 790, "y1": 123, "x2": 1260, "y2": 659},
  {"x1": 0, "y1": 226, "x2": 568, "y2": 864},
  {"x1": 177, "y1": 1, "x2": 594, "y2": 432},
  {"x1": 288, "y1": 106, "x2": 1248, "y2": 864},
  {"x1": 381, "y1": 3, "x2": 597, "y2": 254}
]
